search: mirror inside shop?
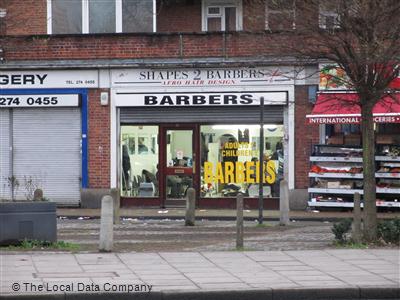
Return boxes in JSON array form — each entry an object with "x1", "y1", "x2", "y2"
[{"x1": 120, "y1": 125, "x2": 285, "y2": 198}]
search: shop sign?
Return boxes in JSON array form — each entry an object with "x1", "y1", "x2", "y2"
[
  {"x1": 115, "y1": 92, "x2": 287, "y2": 106},
  {"x1": 203, "y1": 161, "x2": 276, "y2": 184},
  {"x1": 112, "y1": 67, "x2": 294, "y2": 87},
  {"x1": 203, "y1": 142, "x2": 277, "y2": 185},
  {"x1": 0, "y1": 70, "x2": 99, "y2": 89},
  {"x1": 307, "y1": 115, "x2": 400, "y2": 124},
  {"x1": 0, "y1": 94, "x2": 79, "y2": 108}
]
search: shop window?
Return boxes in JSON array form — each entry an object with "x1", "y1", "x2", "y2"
[
  {"x1": 265, "y1": 0, "x2": 296, "y2": 31},
  {"x1": 48, "y1": 0, "x2": 155, "y2": 34},
  {"x1": 200, "y1": 125, "x2": 284, "y2": 198},
  {"x1": 121, "y1": 126, "x2": 158, "y2": 198},
  {"x1": 202, "y1": 0, "x2": 243, "y2": 31}
]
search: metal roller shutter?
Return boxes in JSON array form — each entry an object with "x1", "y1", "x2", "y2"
[
  {"x1": 12, "y1": 108, "x2": 81, "y2": 206},
  {"x1": 120, "y1": 106, "x2": 284, "y2": 124},
  {"x1": 0, "y1": 110, "x2": 11, "y2": 200}
]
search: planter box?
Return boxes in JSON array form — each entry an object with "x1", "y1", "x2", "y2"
[{"x1": 0, "y1": 202, "x2": 57, "y2": 245}]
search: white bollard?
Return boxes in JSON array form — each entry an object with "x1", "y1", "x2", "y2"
[
  {"x1": 279, "y1": 180, "x2": 290, "y2": 226},
  {"x1": 99, "y1": 195, "x2": 113, "y2": 252}
]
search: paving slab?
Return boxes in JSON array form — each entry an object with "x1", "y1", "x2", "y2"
[{"x1": 1, "y1": 250, "x2": 399, "y2": 299}]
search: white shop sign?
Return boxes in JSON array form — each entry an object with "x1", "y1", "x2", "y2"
[
  {"x1": 112, "y1": 67, "x2": 294, "y2": 87},
  {"x1": 0, "y1": 94, "x2": 79, "y2": 108},
  {"x1": 115, "y1": 92, "x2": 287, "y2": 107},
  {"x1": 0, "y1": 70, "x2": 99, "y2": 89}
]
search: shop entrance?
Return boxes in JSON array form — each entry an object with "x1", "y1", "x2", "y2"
[
  {"x1": 119, "y1": 106, "x2": 286, "y2": 209},
  {"x1": 161, "y1": 126, "x2": 197, "y2": 206}
]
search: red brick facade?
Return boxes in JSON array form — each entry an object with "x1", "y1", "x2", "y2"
[
  {"x1": 4, "y1": 0, "x2": 47, "y2": 35},
  {"x1": 294, "y1": 85, "x2": 319, "y2": 189},
  {"x1": 157, "y1": 1, "x2": 202, "y2": 32},
  {"x1": 2, "y1": 32, "x2": 299, "y2": 61},
  {"x1": 88, "y1": 89, "x2": 110, "y2": 188}
]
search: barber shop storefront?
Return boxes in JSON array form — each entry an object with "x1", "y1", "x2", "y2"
[{"x1": 111, "y1": 67, "x2": 295, "y2": 208}]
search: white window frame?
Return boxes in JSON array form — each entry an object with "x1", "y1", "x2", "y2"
[
  {"x1": 265, "y1": 0, "x2": 296, "y2": 31},
  {"x1": 47, "y1": 0, "x2": 156, "y2": 34},
  {"x1": 202, "y1": 0, "x2": 243, "y2": 32},
  {"x1": 319, "y1": 8, "x2": 340, "y2": 30}
]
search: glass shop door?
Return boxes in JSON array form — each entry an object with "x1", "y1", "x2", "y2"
[{"x1": 162, "y1": 127, "x2": 196, "y2": 202}]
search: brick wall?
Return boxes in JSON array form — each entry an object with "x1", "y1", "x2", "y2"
[
  {"x1": 294, "y1": 85, "x2": 319, "y2": 189},
  {"x1": 2, "y1": 32, "x2": 300, "y2": 61},
  {"x1": 243, "y1": 0, "x2": 265, "y2": 31},
  {"x1": 4, "y1": 0, "x2": 46, "y2": 35},
  {"x1": 157, "y1": 1, "x2": 202, "y2": 32},
  {"x1": 88, "y1": 89, "x2": 110, "y2": 188}
]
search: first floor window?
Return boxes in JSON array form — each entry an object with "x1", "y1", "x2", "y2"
[
  {"x1": 265, "y1": 0, "x2": 295, "y2": 31},
  {"x1": 202, "y1": 0, "x2": 242, "y2": 31},
  {"x1": 122, "y1": 0, "x2": 153, "y2": 32},
  {"x1": 49, "y1": 0, "x2": 154, "y2": 34},
  {"x1": 319, "y1": 1, "x2": 340, "y2": 30},
  {"x1": 51, "y1": 0, "x2": 82, "y2": 34},
  {"x1": 89, "y1": 0, "x2": 115, "y2": 33}
]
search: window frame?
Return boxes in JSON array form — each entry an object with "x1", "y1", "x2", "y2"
[
  {"x1": 319, "y1": 7, "x2": 340, "y2": 30},
  {"x1": 202, "y1": 0, "x2": 243, "y2": 32},
  {"x1": 265, "y1": 0, "x2": 296, "y2": 31},
  {"x1": 47, "y1": 0, "x2": 156, "y2": 34}
]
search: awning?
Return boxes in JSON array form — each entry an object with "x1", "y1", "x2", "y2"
[{"x1": 306, "y1": 93, "x2": 400, "y2": 124}]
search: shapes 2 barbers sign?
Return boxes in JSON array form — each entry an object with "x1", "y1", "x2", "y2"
[{"x1": 0, "y1": 70, "x2": 99, "y2": 89}]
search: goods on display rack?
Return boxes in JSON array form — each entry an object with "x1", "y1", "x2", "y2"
[{"x1": 308, "y1": 144, "x2": 400, "y2": 209}]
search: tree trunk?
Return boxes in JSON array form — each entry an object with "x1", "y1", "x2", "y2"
[{"x1": 361, "y1": 102, "x2": 377, "y2": 242}]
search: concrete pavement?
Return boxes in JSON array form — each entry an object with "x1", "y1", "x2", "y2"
[{"x1": 1, "y1": 249, "x2": 399, "y2": 299}]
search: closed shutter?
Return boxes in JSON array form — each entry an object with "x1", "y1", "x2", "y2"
[
  {"x1": 13, "y1": 108, "x2": 81, "y2": 206},
  {"x1": 120, "y1": 106, "x2": 284, "y2": 124},
  {"x1": 0, "y1": 110, "x2": 11, "y2": 200}
]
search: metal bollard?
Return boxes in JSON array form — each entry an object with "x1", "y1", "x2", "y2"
[
  {"x1": 236, "y1": 193, "x2": 244, "y2": 249},
  {"x1": 99, "y1": 195, "x2": 113, "y2": 252},
  {"x1": 279, "y1": 180, "x2": 290, "y2": 226},
  {"x1": 185, "y1": 188, "x2": 196, "y2": 226},
  {"x1": 352, "y1": 192, "x2": 362, "y2": 243}
]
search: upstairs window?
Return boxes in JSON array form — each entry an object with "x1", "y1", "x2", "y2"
[
  {"x1": 51, "y1": 0, "x2": 82, "y2": 34},
  {"x1": 319, "y1": 2, "x2": 340, "y2": 30},
  {"x1": 202, "y1": 0, "x2": 243, "y2": 31},
  {"x1": 48, "y1": 0, "x2": 155, "y2": 34},
  {"x1": 265, "y1": 0, "x2": 296, "y2": 31},
  {"x1": 89, "y1": 0, "x2": 115, "y2": 33}
]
